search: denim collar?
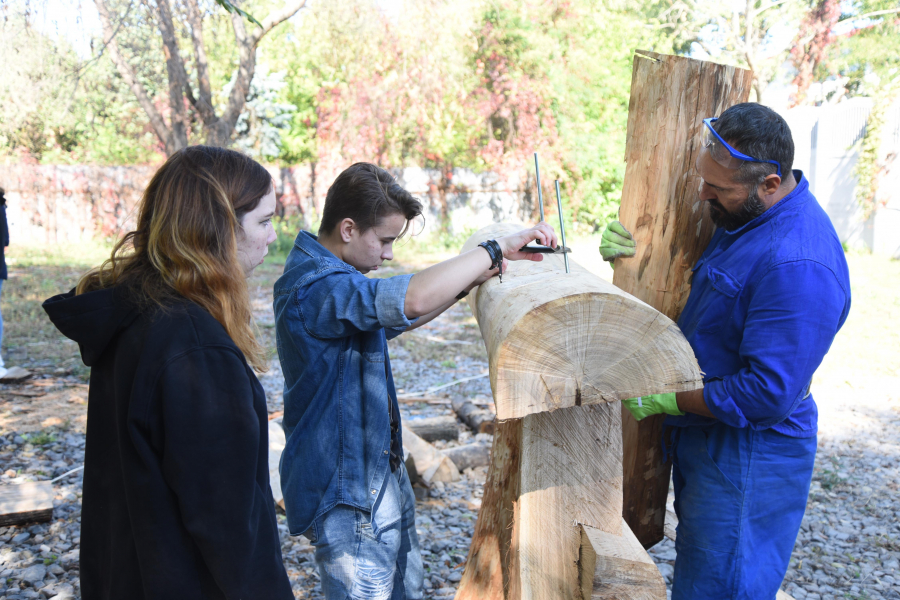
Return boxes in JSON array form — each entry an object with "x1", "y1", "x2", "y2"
[
  {"x1": 293, "y1": 230, "x2": 359, "y2": 272},
  {"x1": 722, "y1": 170, "x2": 809, "y2": 237}
]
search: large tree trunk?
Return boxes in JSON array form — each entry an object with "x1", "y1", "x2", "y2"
[
  {"x1": 613, "y1": 50, "x2": 753, "y2": 548},
  {"x1": 455, "y1": 223, "x2": 701, "y2": 600}
]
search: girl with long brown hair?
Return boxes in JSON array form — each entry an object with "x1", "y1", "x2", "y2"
[{"x1": 43, "y1": 146, "x2": 293, "y2": 600}]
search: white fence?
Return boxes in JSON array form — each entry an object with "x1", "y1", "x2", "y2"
[{"x1": 780, "y1": 98, "x2": 900, "y2": 258}]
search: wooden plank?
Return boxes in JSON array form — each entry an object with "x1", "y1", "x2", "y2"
[
  {"x1": 0, "y1": 367, "x2": 33, "y2": 382},
  {"x1": 614, "y1": 50, "x2": 753, "y2": 549},
  {"x1": 0, "y1": 481, "x2": 55, "y2": 527}
]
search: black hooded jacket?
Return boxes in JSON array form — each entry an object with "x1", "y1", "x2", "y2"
[{"x1": 43, "y1": 286, "x2": 293, "y2": 600}]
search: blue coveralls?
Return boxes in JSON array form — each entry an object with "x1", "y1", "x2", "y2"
[{"x1": 665, "y1": 172, "x2": 851, "y2": 600}]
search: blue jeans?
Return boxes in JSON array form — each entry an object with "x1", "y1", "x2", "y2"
[
  {"x1": 304, "y1": 462, "x2": 423, "y2": 600},
  {"x1": 671, "y1": 423, "x2": 817, "y2": 600}
]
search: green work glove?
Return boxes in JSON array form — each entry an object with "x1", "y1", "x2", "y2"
[
  {"x1": 622, "y1": 393, "x2": 684, "y2": 422},
  {"x1": 599, "y1": 221, "x2": 636, "y2": 264}
]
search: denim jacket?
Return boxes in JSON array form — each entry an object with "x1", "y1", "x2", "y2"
[
  {"x1": 273, "y1": 231, "x2": 414, "y2": 536},
  {"x1": 667, "y1": 172, "x2": 851, "y2": 437}
]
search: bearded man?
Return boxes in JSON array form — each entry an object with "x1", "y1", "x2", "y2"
[{"x1": 600, "y1": 103, "x2": 851, "y2": 600}]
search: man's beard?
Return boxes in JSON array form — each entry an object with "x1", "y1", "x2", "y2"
[{"x1": 708, "y1": 189, "x2": 767, "y2": 231}]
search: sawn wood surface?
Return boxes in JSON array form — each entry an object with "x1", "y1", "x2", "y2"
[{"x1": 613, "y1": 50, "x2": 753, "y2": 549}]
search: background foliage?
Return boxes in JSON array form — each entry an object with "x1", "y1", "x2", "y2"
[{"x1": 1, "y1": 0, "x2": 897, "y2": 231}]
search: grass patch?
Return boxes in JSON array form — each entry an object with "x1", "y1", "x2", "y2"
[{"x1": 24, "y1": 430, "x2": 57, "y2": 446}]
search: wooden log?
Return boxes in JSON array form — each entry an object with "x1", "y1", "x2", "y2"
[
  {"x1": 460, "y1": 223, "x2": 703, "y2": 421},
  {"x1": 405, "y1": 416, "x2": 459, "y2": 442},
  {"x1": 613, "y1": 50, "x2": 753, "y2": 549},
  {"x1": 454, "y1": 223, "x2": 702, "y2": 599},
  {"x1": 451, "y1": 396, "x2": 496, "y2": 435},
  {"x1": 456, "y1": 403, "x2": 665, "y2": 600},
  {"x1": 0, "y1": 481, "x2": 55, "y2": 527},
  {"x1": 441, "y1": 443, "x2": 491, "y2": 471},
  {"x1": 402, "y1": 426, "x2": 459, "y2": 485}
]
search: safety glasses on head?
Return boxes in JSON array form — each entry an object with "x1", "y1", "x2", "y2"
[{"x1": 701, "y1": 118, "x2": 782, "y2": 178}]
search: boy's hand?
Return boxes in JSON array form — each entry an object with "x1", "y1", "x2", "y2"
[
  {"x1": 498, "y1": 222, "x2": 559, "y2": 262},
  {"x1": 622, "y1": 393, "x2": 684, "y2": 421},
  {"x1": 599, "y1": 221, "x2": 636, "y2": 263}
]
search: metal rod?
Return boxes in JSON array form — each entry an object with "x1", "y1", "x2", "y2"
[
  {"x1": 534, "y1": 152, "x2": 545, "y2": 223},
  {"x1": 554, "y1": 180, "x2": 570, "y2": 274}
]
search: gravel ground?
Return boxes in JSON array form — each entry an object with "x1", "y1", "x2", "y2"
[{"x1": 1, "y1": 277, "x2": 898, "y2": 599}]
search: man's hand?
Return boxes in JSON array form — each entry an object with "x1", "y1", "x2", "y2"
[
  {"x1": 622, "y1": 393, "x2": 684, "y2": 421},
  {"x1": 599, "y1": 221, "x2": 636, "y2": 263}
]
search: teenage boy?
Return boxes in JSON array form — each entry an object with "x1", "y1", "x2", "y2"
[{"x1": 273, "y1": 162, "x2": 558, "y2": 600}]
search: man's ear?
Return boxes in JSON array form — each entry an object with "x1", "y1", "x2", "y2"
[
  {"x1": 762, "y1": 173, "x2": 782, "y2": 197},
  {"x1": 338, "y1": 218, "x2": 356, "y2": 243}
]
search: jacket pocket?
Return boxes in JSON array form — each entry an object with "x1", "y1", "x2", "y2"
[
  {"x1": 696, "y1": 266, "x2": 743, "y2": 334},
  {"x1": 363, "y1": 351, "x2": 385, "y2": 363}
]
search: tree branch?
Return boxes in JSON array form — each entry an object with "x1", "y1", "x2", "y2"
[
  {"x1": 838, "y1": 7, "x2": 900, "y2": 23},
  {"x1": 212, "y1": 0, "x2": 308, "y2": 145},
  {"x1": 249, "y1": 0, "x2": 309, "y2": 46},
  {"x1": 155, "y1": 0, "x2": 190, "y2": 150},
  {"x1": 94, "y1": 0, "x2": 174, "y2": 153},
  {"x1": 184, "y1": 0, "x2": 216, "y2": 124}
]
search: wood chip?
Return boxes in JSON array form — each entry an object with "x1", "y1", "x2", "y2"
[
  {"x1": 0, "y1": 367, "x2": 33, "y2": 382},
  {"x1": 0, "y1": 481, "x2": 55, "y2": 527}
]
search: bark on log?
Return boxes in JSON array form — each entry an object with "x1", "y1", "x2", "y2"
[
  {"x1": 452, "y1": 397, "x2": 496, "y2": 435},
  {"x1": 614, "y1": 50, "x2": 752, "y2": 549},
  {"x1": 405, "y1": 416, "x2": 460, "y2": 442},
  {"x1": 456, "y1": 223, "x2": 701, "y2": 599}
]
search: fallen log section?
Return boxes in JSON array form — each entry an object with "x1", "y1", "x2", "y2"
[
  {"x1": 452, "y1": 396, "x2": 496, "y2": 435},
  {"x1": 455, "y1": 223, "x2": 702, "y2": 600},
  {"x1": 405, "y1": 415, "x2": 460, "y2": 442},
  {"x1": 0, "y1": 481, "x2": 55, "y2": 527},
  {"x1": 614, "y1": 50, "x2": 752, "y2": 548}
]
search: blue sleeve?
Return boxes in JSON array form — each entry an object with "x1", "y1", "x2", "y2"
[
  {"x1": 297, "y1": 268, "x2": 415, "y2": 339},
  {"x1": 704, "y1": 260, "x2": 849, "y2": 429}
]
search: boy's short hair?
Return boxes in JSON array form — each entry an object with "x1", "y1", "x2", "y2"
[{"x1": 319, "y1": 163, "x2": 423, "y2": 236}]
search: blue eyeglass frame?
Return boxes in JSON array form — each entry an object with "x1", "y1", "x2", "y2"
[{"x1": 702, "y1": 117, "x2": 782, "y2": 178}]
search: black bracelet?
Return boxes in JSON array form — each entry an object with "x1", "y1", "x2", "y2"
[
  {"x1": 478, "y1": 240, "x2": 503, "y2": 270},
  {"x1": 477, "y1": 239, "x2": 504, "y2": 283},
  {"x1": 456, "y1": 290, "x2": 469, "y2": 300}
]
